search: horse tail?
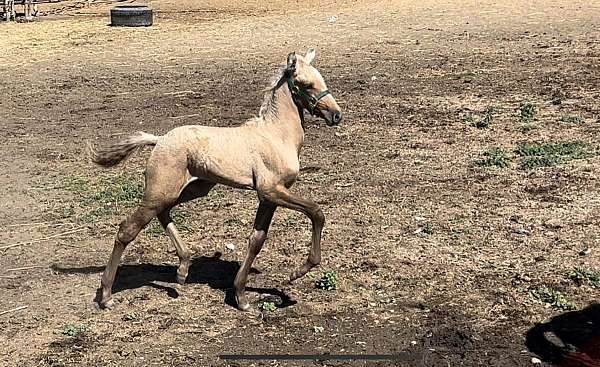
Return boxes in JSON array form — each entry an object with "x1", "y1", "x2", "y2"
[{"x1": 89, "y1": 132, "x2": 160, "y2": 168}]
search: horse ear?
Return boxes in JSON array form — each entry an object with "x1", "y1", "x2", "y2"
[
  {"x1": 305, "y1": 48, "x2": 316, "y2": 64},
  {"x1": 286, "y1": 52, "x2": 297, "y2": 74}
]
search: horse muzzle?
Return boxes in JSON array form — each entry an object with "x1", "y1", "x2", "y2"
[{"x1": 324, "y1": 110, "x2": 343, "y2": 126}]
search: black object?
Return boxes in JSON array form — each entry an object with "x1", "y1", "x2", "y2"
[
  {"x1": 526, "y1": 303, "x2": 600, "y2": 366},
  {"x1": 110, "y1": 5, "x2": 152, "y2": 27}
]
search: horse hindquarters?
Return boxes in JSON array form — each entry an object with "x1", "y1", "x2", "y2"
[{"x1": 98, "y1": 146, "x2": 190, "y2": 308}]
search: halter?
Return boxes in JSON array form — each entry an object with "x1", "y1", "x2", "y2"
[{"x1": 287, "y1": 77, "x2": 331, "y2": 115}]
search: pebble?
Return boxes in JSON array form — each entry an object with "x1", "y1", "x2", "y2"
[
  {"x1": 543, "y1": 218, "x2": 562, "y2": 229},
  {"x1": 531, "y1": 357, "x2": 542, "y2": 364},
  {"x1": 225, "y1": 243, "x2": 236, "y2": 251},
  {"x1": 513, "y1": 228, "x2": 531, "y2": 236}
]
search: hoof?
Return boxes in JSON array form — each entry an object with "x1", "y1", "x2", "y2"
[
  {"x1": 176, "y1": 274, "x2": 186, "y2": 285},
  {"x1": 238, "y1": 301, "x2": 251, "y2": 312},
  {"x1": 289, "y1": 271, "x2": 301, "y2": 284},
  {"x1": 236, "y1": 294, "x2": 251, "y2": 312},
  {"x1": 96, "y1": 299, "x2": 115, "y2": 310}
]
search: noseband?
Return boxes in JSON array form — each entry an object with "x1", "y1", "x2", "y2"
[{"x1": 287, "y1": 77, "x2": 330, "y2": 115}]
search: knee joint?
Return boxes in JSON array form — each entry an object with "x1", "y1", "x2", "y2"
[
  {"x1": 250, "y1": 230, "x2": 267, "y2": 245},
  {"x1": 312, "y1": 208, "x2": 325, "y2": 225},
  {"x1": 116, "y1": 220, "x2": 136, "y2": 245},
  {"x1": 247, "y1": 230, "x2": 267, "y2": 256}
]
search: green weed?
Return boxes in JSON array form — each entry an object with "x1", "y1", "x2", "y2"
[
  {"x1": 258, "y1": 301, "x2": 277, "y2": 312},
  {"x1": 530, "y1": 287, "x2": 576, "y2": 311},
  {"x1": 560, "y1": 115, "x2": 585, "y2": 124},
  {"x1": 516, "y1": 140, "x2": 594, "y2": 169},
  {"x1": 60, "y1": 324, "x2": 88, "y2": 337},
  {"x1": 569, "y1": 267, "x2": 600, "y2": 288},
  {"x1": 519, "y1": 102, "x2": 536, "y2": 122},
  {"x1": 59, "y1": 172, "x2": 145, "y2": 222},
  {"x1": 86, "y1": 178, "x2": 143, "y2": 207},
  {"x1": 474, "y1": 147, "x2": 510, "y2": 168},
  {"x1": 315, "y1": 271, "x2": 339, "y2": 291}
]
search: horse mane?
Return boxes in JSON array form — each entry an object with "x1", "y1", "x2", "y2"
[{"x1": 259, "y1": 66, "x2": 289, "y2": 118}]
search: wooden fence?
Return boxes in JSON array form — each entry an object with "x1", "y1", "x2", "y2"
[{"x1": 2, "y1": 0, "x2": 96, "y2": 21}]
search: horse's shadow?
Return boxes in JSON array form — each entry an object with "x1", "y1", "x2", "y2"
[
  {"x1": 526, "y1": 303, "x2": 600, "y2": 366},
  {"x1": 51, "y1": 252, "x2": 296, "y2": 309}
]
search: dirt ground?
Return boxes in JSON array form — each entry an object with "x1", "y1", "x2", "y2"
[{"x1": 1, "y1": 0, "x2": 600, "y2": 366}]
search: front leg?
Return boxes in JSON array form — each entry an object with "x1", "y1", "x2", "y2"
[
  {"x1": 234, "y1": 201, "x2": 277, "y2": 311},
  {"x1": 260, "y1": 184, "x2": 324, "y2": 282}
]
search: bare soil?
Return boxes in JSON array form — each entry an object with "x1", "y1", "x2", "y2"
[{"x1": 1, "y1": 0, "x2": 600, "y2": 366}]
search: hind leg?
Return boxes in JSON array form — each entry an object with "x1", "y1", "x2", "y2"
[
  {"x1": 158, "y1": 210, "x2": 189, "y2": 285},
  {"x1": 157, "y1": 178, "x2": 215, "y2": 285},
  {"x1": 98, "y1": 151, "x2": 189, "y2": 309},
  {"x1": 99, "y1": 204, "x2": 159, "y2": 309}
]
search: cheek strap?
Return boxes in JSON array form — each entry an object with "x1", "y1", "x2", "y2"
[{"x1": 287, "y1": 78, "x2": 330, "y2": 115}]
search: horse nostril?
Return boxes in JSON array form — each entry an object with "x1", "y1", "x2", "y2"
[{"x1": 333, "y1": 111, "x2": 342, "y2": 124}]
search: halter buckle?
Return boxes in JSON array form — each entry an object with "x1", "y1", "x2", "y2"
[{"x1": 287, "y1": 78, "x2": 330, "y2": 115}]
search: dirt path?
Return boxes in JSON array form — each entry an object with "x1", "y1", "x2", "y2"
[{"x1": 1, "y1": 0, "x2": 600, "y2": 366}]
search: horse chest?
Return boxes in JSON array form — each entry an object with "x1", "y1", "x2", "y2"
[{"x1": 272, "y1": 153, "x2": 300, "y2": 184}]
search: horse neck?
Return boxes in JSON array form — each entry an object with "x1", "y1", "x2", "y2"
[{"x1": 263, "y1": 82, "x2": 305, "y2": 152}]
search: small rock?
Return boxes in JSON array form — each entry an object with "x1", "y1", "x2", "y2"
[
  {"x1": 371, "y1": 76, "x2": 377, "y2": 81},
  {"x1": 513, "y1": 228, "x2": 531, "y2": 236},
  {"x1": 225, "y1": 243, "x2": 236, "y2": 251},
  {"x1": 579, "y1": 247, "x2": 592, "y2": 256},
  {"x1": 313, "y1": 326, "x2": 324, "y2": 333},
  {"x1": 543, "y1": 218, "x2": 563, "y2": 229},
  {"x1": 415, "y1": 216, "x2": 426, "y2": 222},
  {"x1": 531, "y1": 357, "x2": 542, "y2": 364},
  {"x1": 410, "y1": 340, "x2": 417, "y2": 346},
  {"x1": 327, "y1": 15, "x2": 338, "y2": 23}
]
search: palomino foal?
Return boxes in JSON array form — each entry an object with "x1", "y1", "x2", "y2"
[{"x1": 91, "y1": 49, "x2": 342, "y2": 311}]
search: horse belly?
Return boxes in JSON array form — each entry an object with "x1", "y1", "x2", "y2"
[{"x1": 188, "y1": 148, "x2": 255, "y2": 190}]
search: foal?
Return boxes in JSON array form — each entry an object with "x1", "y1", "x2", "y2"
[{"x1": 91, "y1": 49, "x2": 343, "y2": 311}]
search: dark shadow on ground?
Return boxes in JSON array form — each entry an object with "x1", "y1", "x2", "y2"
[
  {"x1": 526, "y1": 303, "x2": 600, "y2": 367},
  {"x1": 51, "y1": 252, "x2": 296, "y2": 309}
]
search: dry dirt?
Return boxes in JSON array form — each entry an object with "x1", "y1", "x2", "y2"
[{"x1": 1, "y1": 0, "x2": 600, "y2": 366}]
